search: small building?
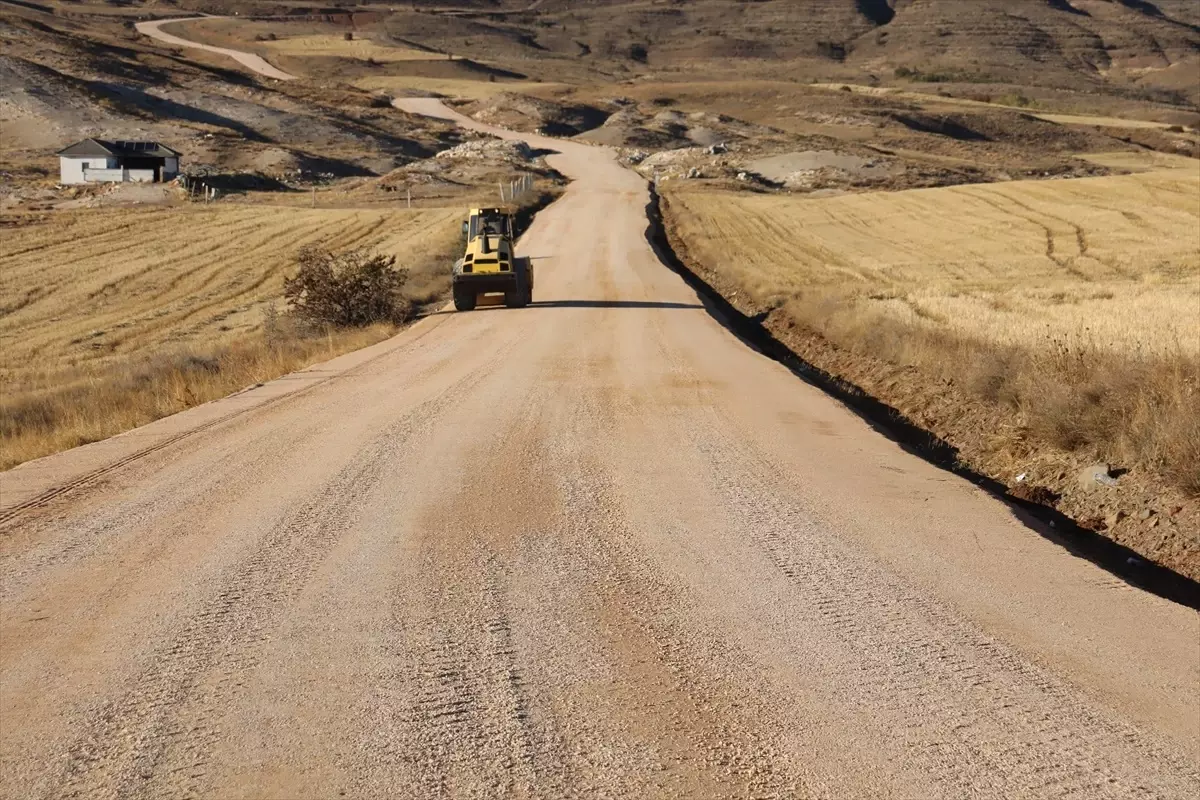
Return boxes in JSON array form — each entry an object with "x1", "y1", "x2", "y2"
[{"x1": 56, "y1": 139, "x2": 181, "y2": 185}]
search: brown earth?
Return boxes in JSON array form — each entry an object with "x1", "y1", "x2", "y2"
[
  {"x1": 2, "y1": 7, "x2": 1199, "y2": 799},
  {"x1": 2, "y1": 96, "x2": 1198, "y2": 800}
]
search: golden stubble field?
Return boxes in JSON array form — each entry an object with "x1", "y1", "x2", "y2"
[
  {"x1": 663, "y1": 153, "x2": 1200, "y2": 501},
  {"x1": 0, "y1": 204, "x2": 461, "y2": 467},
  {"x1": 665, "y1": 156, "x2": 1199, "y2": 358}
]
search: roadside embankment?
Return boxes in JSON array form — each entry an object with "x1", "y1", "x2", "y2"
[{"x1": 651, "y1": 171, "x2": 1200, "y2": 584}]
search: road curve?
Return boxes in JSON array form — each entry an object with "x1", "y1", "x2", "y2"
[
  {"x1": 135, "y1": 17, "x2": 297, "y2": 81},
  {"x1": 3, "y1": 27, "x2": 1200, "y2": 800}
]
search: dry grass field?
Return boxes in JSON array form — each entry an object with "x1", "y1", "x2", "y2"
[
  {"x1": 810, "y1": 84, "x2": 1191, "y2": 130},
  {"x1": 261, "y1": 35, "x2": 438, "y2": 63},
  {"x1": 0, "y1": 205, "x2": 461, "y2": 468},
  {"x1": 355, "y1": 76, "x2": 567, "y2": 100},
  {"x1": 663, "y1": 155, "x2": 1200, "y2": 494},
  {"x1": 668, "y1": 158, "x2": 1199, "y2": 357}
]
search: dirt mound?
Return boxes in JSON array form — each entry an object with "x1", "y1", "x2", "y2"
[
  {"x1": 458, "y1": 92, "x2": 609, "y2": 136},
  {"x1": 369, "y1": 135, "x2": 564, "y2": 199},
  {"x1": 432, "y1": 137, "x2": 533, "y2": 164},
  {"x1": 748, "y1": 151, "x2": 895, "y2": 186},
  {"x1": 576, "y1": 103, "x2": 787, "y2": 151}
]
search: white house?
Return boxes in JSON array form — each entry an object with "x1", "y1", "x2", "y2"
[{"x1": 57, "y1": 139, "x2": 181, "y2": 185}]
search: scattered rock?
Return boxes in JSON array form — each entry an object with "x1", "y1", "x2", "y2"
[
  {"x1": 434, "y1": 138, "x2": 533, "y2": 163},
  {"x1": 1105, "y1": 510, "x2": 1127, "y2": 529},
  {"x1": 1138, "y1": 508, "x2": 1155, "y2": 521},
  {"x1": 1078, "y1": 463, "x2": 1119, "y2": 489}
]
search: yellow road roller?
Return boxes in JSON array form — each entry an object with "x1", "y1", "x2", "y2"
[{"x1": 452, "y1": 207, "x2": 533, "y2": 311}]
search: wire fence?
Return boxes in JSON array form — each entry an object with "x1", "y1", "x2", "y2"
[{"x1": 179, "y1": 175, "x2": 218, "y2": 203}]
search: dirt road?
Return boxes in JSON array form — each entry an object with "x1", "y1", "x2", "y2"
[
  {"x1": 135, "y1": 18, "x2": 297, "y2": 81},
  {"x1": 3, "y1": 33, "x2": 1199, "y2": 800}
]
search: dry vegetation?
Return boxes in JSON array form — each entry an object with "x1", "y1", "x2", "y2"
[
  {"x1": 0, "y1": 205, "x2": 461, "y2": 468},
  {"x1": 260, "y1": 35, "x2": 437, "y2": 63},
  {"x1": 663, "y1": 155, "x2": 1200, "y2": 502}
]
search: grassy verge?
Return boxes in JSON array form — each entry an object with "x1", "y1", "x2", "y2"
[
  {"x1": 0, "y1": 323, "x2": 395, "y2": 470},
  {"x1": 780, "y1": 292, "x2": 1200, "y2": 496}
]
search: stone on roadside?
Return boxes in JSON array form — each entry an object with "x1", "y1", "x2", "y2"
[{"x1": 1078, "y1": 463, "x2": 1118, "y2": 489}]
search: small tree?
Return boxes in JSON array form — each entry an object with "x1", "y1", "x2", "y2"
[{"x1": 284, "y1": 247, "x2": 411, "y2": 327}]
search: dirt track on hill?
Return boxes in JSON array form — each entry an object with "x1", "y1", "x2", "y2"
[
  {"x1": 136, "y1": 18, "x2": 297, "y2": 81},
  {"x1": 2, "y1": 25, "x2": 1199, "y2": 800}
]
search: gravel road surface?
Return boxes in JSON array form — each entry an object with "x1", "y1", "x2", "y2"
[{"x1": 3, "y1": 27, "x2": 1198, "y2": 800}]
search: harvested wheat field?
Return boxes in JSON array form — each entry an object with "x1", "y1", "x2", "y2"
[
  {"x1": 357, "y1": 76, "x2": 565, "y2": 100},
  {"x1": 667, "y1": 159, "x2": 1199, "y2": 357},
  {"x1": 0, "y1": 205, "x2": 460, "y2": 467}
]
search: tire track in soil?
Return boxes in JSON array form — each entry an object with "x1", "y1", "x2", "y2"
[
  {"x1": 680, "y1": 410, "x2": 1200, "y2": 799},
  {"x1": 48, "y1": 365, "x2": 494, "y2": 800},
  {"x1": 367, "y1": 355, "x2": 558, "y2": 798}
]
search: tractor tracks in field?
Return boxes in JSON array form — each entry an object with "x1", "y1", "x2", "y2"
[{"x1": 966, "y1": 189, "x2": 1132, "y2": 280}]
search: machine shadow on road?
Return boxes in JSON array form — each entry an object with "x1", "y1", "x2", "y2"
[
  {"x1": 428, "y1": 300, "x2": 704, "y2": 315},
  {"x1": 640, "y1": 186, "x2": 1200, "y2": 612},
  {"x1": 531, "y1": 300, "x2": 704, "y2": 309}
]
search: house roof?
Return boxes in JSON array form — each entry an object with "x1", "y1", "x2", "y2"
[{"x1": 56, "y1": 138, "x2": 181, "y2": 158}]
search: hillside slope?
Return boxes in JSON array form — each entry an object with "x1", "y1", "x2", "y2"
[{"x1": 405, "y1": 0, "x2": 1200, "y2": 105}]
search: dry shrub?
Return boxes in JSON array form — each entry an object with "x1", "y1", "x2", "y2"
[
  {"x1": 785, "y1": 292, "x2": 1200, "y2": 495},
  {"x1": 284, "y1": 247, "x2": 412, "y2": 328}
]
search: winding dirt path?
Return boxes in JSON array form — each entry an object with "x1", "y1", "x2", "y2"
[
  {"x1": 136, "y1": 17, "x2": 297, "y2": 81},
  {"x1": 2, "y1": 22, "x2": 1198, "y2": 800}
]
